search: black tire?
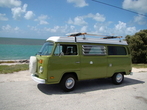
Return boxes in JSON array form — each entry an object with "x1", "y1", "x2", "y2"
[
  {"x1": 60, "y1": 74, "x2": 76, "y2": 92},
  {"x1": 112, "y1": 73, "x2": 124, "y2": 85}
]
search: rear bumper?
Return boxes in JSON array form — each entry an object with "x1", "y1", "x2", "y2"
[
  {"x1": 31, "y1": 74, "x2": 45, "y2": 84},
  {"x1": 130, "y1": 72, "x2": 133, "y2": 75}
]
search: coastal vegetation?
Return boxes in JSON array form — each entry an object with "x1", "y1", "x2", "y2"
[
  {"x1": 0, "y1": 64, "x2": 29, "y2": 74},
  {"x1": 125, "y1": 29, "x2": 147, "y2": 63},
  {"x1": 132, "y1": 64, "x2": 147, "y2": 68}
]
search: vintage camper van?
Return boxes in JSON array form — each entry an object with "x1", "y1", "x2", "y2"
[{"x1": 29, "y1": 33, "x2": 132, "y2": 91}]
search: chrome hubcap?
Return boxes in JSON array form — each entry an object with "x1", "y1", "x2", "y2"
[
  {"x1": 116, "y1": 73, "x2": 123, "y2": 83},
  {"x1": 65, "y1": 78, "x2": 75, "y2": 89}
]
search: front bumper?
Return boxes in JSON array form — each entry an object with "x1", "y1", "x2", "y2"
[{"x1": 31, "y1": 74, "x2": 45, "y2": 84}]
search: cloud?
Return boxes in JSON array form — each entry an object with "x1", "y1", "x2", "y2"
[
  {"x1": 93, "y1": 21, "x2": 138, "y2": 37},
  {"x1": 114, "y1": 21, "x2": 138, "y2": 35},
  {"x1": 2, "y1": 24, "x2": 11, "y2": 31},
  {"x1": 45, "y1": 25, "x2": 68, "y2": 33},
  {"x1": 11, "y1": 4, "x2": 27, "y2": 20},
  {"x1": 68, "y1": 16, "x2": 87, "y2": 26},
  {"x1": 122, "y1": 0, "x2": 147, "y2": 14},
  {"x1": 0, "y1": 13, "x2": 8, "y2": 21},
  {"x1": 93, "y1": 22, "x2": 112, "y2": 34},
  {"x1": 24, "y1": 11, "x2": 35, "y2": 20},
  {"x1": 27, "y1": 25, "x2": 38, "y2": 31},
  {"x1": 80, "y1": 26, "x2": 87, "y2": 32},
  {"x1": 84, "y1": 13, "x2": 106, "y2": 22},
  {"x1": 14, "y1": 26, "x2": 19, "y2": 31},
  {"x1": 34, "y1": 15, "x2": 49, "y2": 25},
  {"x1": 2, "y1": 24, "x2": 19, "y2": 31},
  {"x1": 0, "y1": 0, "x2": 21, "y2": 8},
  {"x1": 67, "y1": 0, "x2": 88, "y2": 7},
  {"x1": 68, "y1": 13, "x2": 106, "y2": 26},
  {"x1": 134, "y1": 15, "x2": 147, "y2": 25}
]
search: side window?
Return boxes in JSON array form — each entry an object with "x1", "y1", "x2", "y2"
[
  {"x1": 82, "y1": 45, "x2": 106, "y2": 55},
  {"x1": 108, "y1": 46, "x2": 127, "y2": 55},
  {"x1": 54, "y1": 44, "x2": 77, "y2": 55},
  {"x1": 54, "y1": 44, "x2": 63, "y2": 55}
]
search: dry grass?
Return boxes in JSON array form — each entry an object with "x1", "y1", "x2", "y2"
[{"x1": 0, "y1": 64, "x2": 29, "y2": 74}]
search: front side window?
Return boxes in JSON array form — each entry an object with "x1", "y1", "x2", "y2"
[
  {"x1": 54, "y1": 44, "x2": 77, "y2": 55},
  {"x1": 108, "y1": 46, "x2": 127, "y2": 55},
  {"x1": 82, "y1": 45, "x2": 106, "y2": 55},
  {"x1": 37, "y1": 42, "x2": 54, "y2": 55}
]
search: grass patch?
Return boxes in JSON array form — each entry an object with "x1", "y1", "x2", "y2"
[
  {"x1": 0, "y1": 64, "x2": 29, "y2": 74},
  {"x1": 0, "y1": 61, "x2": 16, "y2": 64},
  {"x1": 132, "y1": 64, "x2": 147, "y2": 68}
]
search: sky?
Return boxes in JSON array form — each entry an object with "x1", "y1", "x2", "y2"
[{"x1": 0, "y1": 0, "x2": 147, "y2": 39}]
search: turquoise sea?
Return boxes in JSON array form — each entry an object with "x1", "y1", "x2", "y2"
[{"x1": 0, "y1": 37, "x2": 45, "y2": 60}]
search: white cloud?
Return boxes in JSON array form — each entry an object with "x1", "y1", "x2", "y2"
[
  {"x1": 14, "y1": 26, "x2": 19, "y2": 31},
  {"x1": 45, "y1": 25, "x2": 68, "y2": 33},
  {"x1": 93, "y1": 22, "x2": 111, "y2": 35},
  {"x1": 115, "y1": 21, "x2": 126, "y2": 30},
  {"x1": 2, "y1": 24, "x2": 11, "y2": 31},
  {"x1": 134, "y1": 15, "x2": 147, "y2": 25},
  {"x1": 85, "y1": 13, "x2": 105, "y2": 22},
  {"x1": 122, "y1": 0, "x2": 147, "y2": 14},
  {"x1": 70, "y1": 25, "x2": 75, "y2": 30},
  {"x1": 80, "y1": 26, "x2": 87, "y2": 32},
  {"x1": 2, "y1": 24, "x2": 20, "y2": 31},
  {"x1": 68, "y1": 16, "x2": 87, "y2": 26},
  {"x1": 68, "y1": 13, "x2": 105, "y2": 26},
  {"x1": 67, "y1": 0, "x2": 88, "y2": 7},
  {"x1": 24, "y1": 11, "x2": 35, "y2": 20},
  {"x1": 93, "y1": 21, "x2": 138, "y2": 37},
  {"x1": 114, "y1": 21, "x2": 138, "y2": 35},
  {"x1": 35, "y1": 15, "x2": 49, "y2": 25},
  {"x1": 0, "y1": 0, "x2": 21, "y2": 8},
  {"x1": 0, "y1": 13, "x2": 8, "y2": 21},
  {"x1": 11, "y1": 4, "x2": 27, "y2": 20},
  {"x1": 40, "y1": 20, "x2": 48, "y2": 25},
  {"x1": 28, "y1": 25, "x2": 38, "y2": 31}
]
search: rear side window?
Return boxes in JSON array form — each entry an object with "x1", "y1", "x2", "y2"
[
  {"x1": 108, "y1": 46, "x2": 127, "y2": 55},
  {"x1": 82, "y1": 45, "x2": 106, "y2": 55}
]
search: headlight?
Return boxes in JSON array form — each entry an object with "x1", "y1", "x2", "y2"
[{"x1": 39, "y1": 66, "x2": 43, "y2": 73}]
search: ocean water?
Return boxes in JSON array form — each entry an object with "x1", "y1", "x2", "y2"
[{"x1": 0, "y1": 37, "x2": 45, "y2": 60}]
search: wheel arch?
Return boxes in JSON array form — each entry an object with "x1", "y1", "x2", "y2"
[
  {"x1": 60, "y1": 72, "x2": 78, "y2": 83},
  {"x1": 112, "y1": 70, "x2": 126, "y2": 77}
]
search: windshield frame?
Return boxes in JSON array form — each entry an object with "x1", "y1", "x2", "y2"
[{"x1": 37, "y1": 41, "x2": 54, "y2": 56}]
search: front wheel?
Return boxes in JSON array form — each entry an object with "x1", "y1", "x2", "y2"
[
  {"x1": 60, "y1": 74, "x2": 76, "y2": 92},
  {"x1": 112, "y1": 73, "x2": 124, "y2": 85}
]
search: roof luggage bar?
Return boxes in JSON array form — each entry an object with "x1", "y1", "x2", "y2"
[{"x1": 67, "y1": 32, "x2": 122, "y2": 42}]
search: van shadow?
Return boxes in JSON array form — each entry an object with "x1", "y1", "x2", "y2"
[{"x1": 37, "y1": 77, "x2": 145, "y2": 95}]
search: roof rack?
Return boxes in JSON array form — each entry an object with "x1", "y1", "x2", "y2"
[{"x1": 67, "y1": 32, "x2": 122, "y2": 42}]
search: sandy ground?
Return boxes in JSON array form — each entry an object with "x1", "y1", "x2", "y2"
[
  {"x1": 0, "y1": 66, "x2": 147, "y2": 110},
  {"x1": 0, "y1": 68, "x2": 146, "y2": 83}
]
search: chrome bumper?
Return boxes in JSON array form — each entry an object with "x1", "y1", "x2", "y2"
[
  {"x1": 31, "y1": 74, "x2": 45, "y2": 84},
  {"x1": 130, "y1": 72, "x2": 133, "y2": 75}
]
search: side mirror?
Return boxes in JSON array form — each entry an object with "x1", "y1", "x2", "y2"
[{"x1": 59, "y1": 52, "x2": 64, "y2": 56}]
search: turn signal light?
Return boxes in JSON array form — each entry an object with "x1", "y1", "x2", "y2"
[
  {"x1": 39, "y1": 59, "x2": 43, "y2": 64},
  {"x1": 50, "y1": 76, "x2": 54, "y2": 79}
]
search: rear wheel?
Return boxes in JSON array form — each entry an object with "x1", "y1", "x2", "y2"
[
  {"x1": 60, "y1": 74, "x2": 76, "y2": 92},
  {"x1": 112, "y1": 73, "x2": 124, "y2": 84}
]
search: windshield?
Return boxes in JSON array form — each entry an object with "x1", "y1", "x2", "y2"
[{"x1": 37, "y1": 42, "x2": 54, "y2": 55}]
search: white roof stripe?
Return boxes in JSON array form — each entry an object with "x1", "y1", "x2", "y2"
[{"x1": 46, "y1": 36, "x2": 128, "y2": 45}]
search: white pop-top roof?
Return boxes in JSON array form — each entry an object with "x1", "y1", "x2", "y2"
[{"x1": 46, "y1": 36, "x2": 128, "y2": 45}]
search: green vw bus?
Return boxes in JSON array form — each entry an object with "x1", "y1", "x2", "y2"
[{"x1": 29, "y1": 33, "x2": 132, "y2": 91}]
